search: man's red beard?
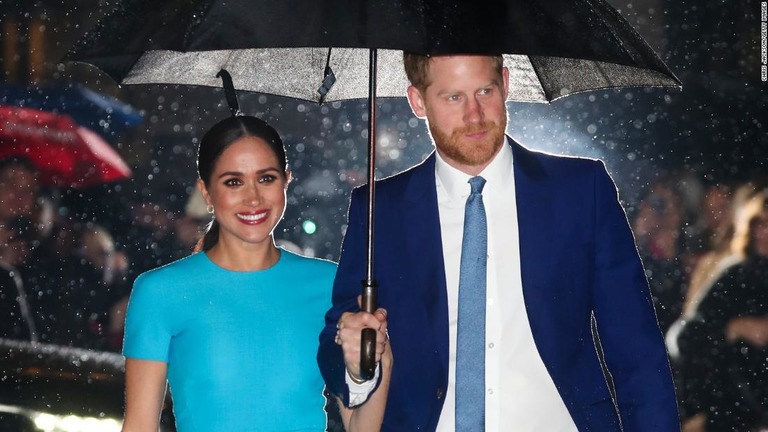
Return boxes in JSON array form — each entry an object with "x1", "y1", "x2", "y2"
[{"x1": 429, "y1": 119, "x2": 507, "y2": 168}]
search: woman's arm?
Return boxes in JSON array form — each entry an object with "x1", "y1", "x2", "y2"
[
  {"x1": 122, "y1": 358, "x2": 168, "y2": 432},
  {"x1": 337, "y1": 340, "x2": 393, "y2": 432}
]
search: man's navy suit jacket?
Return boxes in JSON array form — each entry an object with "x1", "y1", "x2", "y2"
[{"x1": 318, "y1": 139, "x2": 679, "y2": 431}]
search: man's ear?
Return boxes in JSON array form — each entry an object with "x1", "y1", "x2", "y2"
[
  {"x1": 502, "y1": 66, "x2": 510, "y2": 101},
  {"x1": 406, "y1": 85, "x2": 427, "y2": 119}
]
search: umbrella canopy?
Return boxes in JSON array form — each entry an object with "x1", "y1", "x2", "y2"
[
  {"x1": 0, "y1": 82, "x2": 143, "y2": 136},
  {"x1": 65, "y1": 0, "x2": 680, "y2": 103},
  {"x1": 0, "y1": 106, "x2": 132, "y2": 188}
]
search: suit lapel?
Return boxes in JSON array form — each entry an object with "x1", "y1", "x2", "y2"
[
  {"x1": 511, "y1": 140, "x2": 560, "y2": 353},
  {"x1": 401, "y1": 154, "x2": 450, "y2": 382}
]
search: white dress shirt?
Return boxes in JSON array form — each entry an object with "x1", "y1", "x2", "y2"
[{"x1": 434, "y1": 143, "x2": 577, "y2": 431}]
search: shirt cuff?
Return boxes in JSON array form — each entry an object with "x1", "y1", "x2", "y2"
[{"x1": 345, "y1": 364, "x2": 380, "y2": 407}]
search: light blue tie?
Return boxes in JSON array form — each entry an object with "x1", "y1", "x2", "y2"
[{"x1": 456, "y1": 176, "x2": 487, "y2": 431}]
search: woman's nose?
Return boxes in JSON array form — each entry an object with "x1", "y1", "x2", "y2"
[{"x1": 244, "y1": 184, "x2": 261, "y2": 205}]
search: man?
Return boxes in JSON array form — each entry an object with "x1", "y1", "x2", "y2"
[{"x1": 318, "y1": 54, "x2": 679, "y2": 431}]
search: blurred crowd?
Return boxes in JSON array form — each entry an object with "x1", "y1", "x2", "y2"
[
  {"x1": 631, "y1": 172, "x2": 768, "y2": 431},
  {"x1": 2, "y1": 152, "x2": 768, "y2": 430},
  {"x1": 0, "y1": 156, "x2": 210, "y2": 352}
]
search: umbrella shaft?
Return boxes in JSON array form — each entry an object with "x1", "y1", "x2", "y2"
[{"x1": 365, "y1": 49, "x2": 377, "y2": 284}]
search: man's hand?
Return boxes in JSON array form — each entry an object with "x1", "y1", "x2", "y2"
[{"x1": 335, "y1": 295, "x2": 389, "y2": 382}]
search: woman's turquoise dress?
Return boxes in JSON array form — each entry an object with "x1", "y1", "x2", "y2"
[{"x1": 124, "y1": 249, "x2": 336, "y2": 431}]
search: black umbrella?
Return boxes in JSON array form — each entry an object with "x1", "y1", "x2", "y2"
[
  {"x1": 65, "y1": 0, "x2": 679, "y2": 103},
  {"x1": 64, "y1": 0, "x2": 680, "y2": 379}
]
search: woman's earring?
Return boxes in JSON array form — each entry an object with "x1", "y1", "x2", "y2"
[{"x1": 206, "y1": 204, "x2": 214, "y2": 214}]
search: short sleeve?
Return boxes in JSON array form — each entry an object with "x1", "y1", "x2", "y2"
[{"x1": 122, "y1": 272, "x2": 173, "y2": 362}]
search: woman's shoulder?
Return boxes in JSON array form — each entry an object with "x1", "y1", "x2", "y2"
[{"x1": 134, "y1": 253, "x2": 208, "y2": 287}]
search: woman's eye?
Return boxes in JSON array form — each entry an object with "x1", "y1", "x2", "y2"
[
  {"x1": 259, "y1": 175, "x2": 277, "y2": 184},
  {"x1": 223, "y1": 178, "x2": 242, "y2": 187}
]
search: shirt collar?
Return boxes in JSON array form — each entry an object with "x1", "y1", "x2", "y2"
[{"x1": 435, "y1": 137, "x2": 513, "y2": 201}]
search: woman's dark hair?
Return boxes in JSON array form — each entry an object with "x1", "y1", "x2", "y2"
[{"x1": 194, "y1": 116, "x2": 287, "y2": 252}]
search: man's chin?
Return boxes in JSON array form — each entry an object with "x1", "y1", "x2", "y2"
[{"x1": 461, "y1": 138, "x2": 503, "y2": 164}]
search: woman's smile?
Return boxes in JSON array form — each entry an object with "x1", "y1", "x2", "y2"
[{"x1": 236, "y1": 210, "x2": 269, "y2": 225}]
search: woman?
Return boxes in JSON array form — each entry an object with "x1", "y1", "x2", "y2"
[{"x1": 121, "y1": 115, "x2": 391, "y2": 432}]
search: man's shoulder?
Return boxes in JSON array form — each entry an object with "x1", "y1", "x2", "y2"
[
  {"x1": 511, "y1": 140, "x2": 604, "y2": 178},
  {"x1": 351, "y1": 152, "x2": 435, "y2": 198},
  {"x1": 514, "y1": 140, "x2": 600, "y2": 167}
]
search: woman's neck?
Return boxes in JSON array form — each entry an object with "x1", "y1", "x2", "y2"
[{"x1": 205, "y1": 238, "x2": 281, "y2": 272}]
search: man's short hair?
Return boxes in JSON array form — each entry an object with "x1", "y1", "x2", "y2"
[{"x1": 402, "y1": 52, "x2": 504, "y2": 93}]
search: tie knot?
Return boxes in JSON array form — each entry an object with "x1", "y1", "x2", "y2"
[{"x1": 468, "y1": 176, "x2": 486, "y2": 194}]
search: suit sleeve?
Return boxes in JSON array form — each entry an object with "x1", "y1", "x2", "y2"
[
  {"x1": 317, "y1": 186, "x2": 380, "y2": 406},
  {"x1": 590, "y1": 162, "x2": 680, "y2": 431}
]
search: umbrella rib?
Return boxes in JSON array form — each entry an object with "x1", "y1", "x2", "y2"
[
  {"x1": 582, "y1": 0, "x2": 653, "y2": 67},
  {"x1": 517, "y1": 56, "x2": 552, "y2": 102}
]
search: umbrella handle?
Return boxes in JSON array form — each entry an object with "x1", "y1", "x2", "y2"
[{"x1": 359, "y1": 279, "x2": 378, "y2": 380}]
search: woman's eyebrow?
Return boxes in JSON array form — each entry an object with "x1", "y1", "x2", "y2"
[{"x1": 216, "y1": 167, "x2": 281, "y2": 179}]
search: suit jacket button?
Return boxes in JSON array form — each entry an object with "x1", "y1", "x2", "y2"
[{"x1": 436, "y1": 387, "x2": 443, "y2": 400}]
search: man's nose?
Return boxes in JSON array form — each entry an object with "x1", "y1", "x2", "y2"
[{"x1": 464, "y1": 97, "x2": 483, "y2": 124}]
